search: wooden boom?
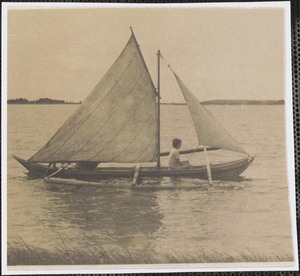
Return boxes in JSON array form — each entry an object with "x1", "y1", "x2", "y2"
[{"x1": 160, "y1": 147, "x2": 220, "y2": 157}]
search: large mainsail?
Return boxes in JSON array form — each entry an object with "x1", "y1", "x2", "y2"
[
  {"x1": 174, "y1": 73, "x2": 247, "y2": 155},
  {"x1": 29, "y1": 35, "x2": 158, "y2": 163}
]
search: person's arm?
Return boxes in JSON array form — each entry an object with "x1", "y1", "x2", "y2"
[{"x1": 177, "y1": 151, "x2": 190, "y2": 166}]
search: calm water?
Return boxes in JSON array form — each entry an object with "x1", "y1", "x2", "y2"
[{"x1": 7, "y1": 104, "x2": 294, "y2": 262}]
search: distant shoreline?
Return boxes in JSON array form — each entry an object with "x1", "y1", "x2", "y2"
[
  {"x1": 7, "y1": 98, "x2": 82, "y2": 105},
  {"x1": 8, "y1": 103, "x2": 81, "y2": 105},
  {"x1": 162, "y1": 100, "x2": 284, "y2": 105},
  {"x1": 7, "y1": 98, "x2": 284, "y2": 105}
]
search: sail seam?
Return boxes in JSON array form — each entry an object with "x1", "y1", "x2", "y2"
[
  {"x1": 133, "y1": 135, "x2": 157, "y2": 163},
  {"x1": 39, "y1": 51, "x2": 141, "y2": 161},
  {"x1": 88, "y1": 86, "x2": 155, "y2": 161},
  {"x1": 29, "y1": 48, "x2": 139, "y2": 162},
  {"x1": 29, "y1": 36, "x2": 137, "y2": 162},
  {"x1": 109, "y1": 113, "x2": 155, "y2": 162},
  {"x1": 67, "y1": 72, "x2": 148, "y2": 161}
]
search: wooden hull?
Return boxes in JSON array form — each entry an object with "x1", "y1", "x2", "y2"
[{"x1": 13, "y1": 155, "x2": 254, "y2": 181}]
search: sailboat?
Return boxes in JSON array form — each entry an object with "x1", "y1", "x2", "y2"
[{"x1": 13, "y1": 28, "x2": 254, "y2": 185}]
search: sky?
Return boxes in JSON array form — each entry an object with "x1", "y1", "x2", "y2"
[{"x1": 6, "y1": 4, "x2": 285, "y2": 103}]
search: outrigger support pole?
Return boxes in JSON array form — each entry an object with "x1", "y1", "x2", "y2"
[
  {"x1": 204, "y1": 146, "x2": 213, "y2": 186},
  {"x1": 132, "y1": 164, "x2": 141, "y2": 185}
]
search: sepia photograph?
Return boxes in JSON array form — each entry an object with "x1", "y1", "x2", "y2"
[{"x1": 2, "y1": 2, "x2": 298, "y2": 274}]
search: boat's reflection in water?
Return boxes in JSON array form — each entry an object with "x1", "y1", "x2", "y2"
[
  {"x1": 41, "y1": 175, "x2": 212, "y2": 252},
  {"x1": 33, "y1": 173, "x2": 252, "y2": 255},
  {"x1": 43, "y1": 179, "x2": 163, "y2": 251}
]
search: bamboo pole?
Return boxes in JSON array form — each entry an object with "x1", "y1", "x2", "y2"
[
  {"x1": 132, "y1": 164, "x2": 141, "y2": 185},
  {"x1": 47, "y1": 167, "x2": 64, "y2": 178},
  {"x1": 203, "y1": 146, "x2": 213, "y2": 186},
  {"x1": 160, "y1": 146, "x2": 220, "y2": 157}
]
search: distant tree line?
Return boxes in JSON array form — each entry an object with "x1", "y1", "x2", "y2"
[
  {"x1": 7, "y1": 98, "x2": 82, "y2": 104},
  {"x1": 161, "y1": 100, "x2": 285, "y2": 105},
  {"x1": 201, "y1": 99, "x2": 285, "y2": 105},
  {"x1": 8, "y1": 98, "x2": 284, "y2": 105}
]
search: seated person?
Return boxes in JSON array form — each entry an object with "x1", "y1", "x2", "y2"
[{"x1": 168, "y1": 138, "x2": 192, "y2": 170}]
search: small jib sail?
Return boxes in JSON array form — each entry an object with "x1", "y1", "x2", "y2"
[
  {"x1": 29, "y1": 34, "x2": 158, "y2": 163},
  {"x1": 173, "y1": 73, "x2": 248, "y2": 155}
]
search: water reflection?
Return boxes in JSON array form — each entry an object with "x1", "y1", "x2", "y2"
[
  {"x1": 42, "y1": 180, "x2": 163, "y2": 250},
  {"x1": 7, "y1": 105, "x2": 294, "y2": 261}
]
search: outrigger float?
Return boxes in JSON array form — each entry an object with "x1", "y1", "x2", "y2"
[{"x1": 14, "y1": 28, "x2": 254, "y2": 186}]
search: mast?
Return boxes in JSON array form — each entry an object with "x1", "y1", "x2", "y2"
[{"x1": 157, "y1": 50, "x2": 161, "y2": 167}]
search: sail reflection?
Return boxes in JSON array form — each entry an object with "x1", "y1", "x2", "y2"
[{"x1": 42, "y1": 180, "x2": 163, "y2": 250}]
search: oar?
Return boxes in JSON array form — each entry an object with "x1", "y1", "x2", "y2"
[
  {"x1": 203, "y1": 146, "x2": 213, "y2": 186},
  {"x1": 132, "y1": 164, "x2": 141, "y2": 185}
]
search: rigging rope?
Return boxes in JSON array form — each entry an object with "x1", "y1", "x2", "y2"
[{"x1": 161, "y1": 55, "x2": 200, "y2": 162}]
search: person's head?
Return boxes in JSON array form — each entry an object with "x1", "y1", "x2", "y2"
[{"x1": 172, "y1": 138, "x2": 182, "y2": 149}]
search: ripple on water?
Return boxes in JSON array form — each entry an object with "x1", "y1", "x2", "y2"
[{"x1": 6, "y1": 105, "x2": 294, "y2": 262}]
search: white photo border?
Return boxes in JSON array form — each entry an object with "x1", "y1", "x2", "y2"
[{"x1": 1, "y1": 1, "x2": 298, "y2": 274}]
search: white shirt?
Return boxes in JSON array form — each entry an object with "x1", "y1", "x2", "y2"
[{"x1": 168, "y1": 148, "x2": 181, "y2": 169}]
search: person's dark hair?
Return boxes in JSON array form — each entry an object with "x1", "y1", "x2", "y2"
[{"x1": 172, "y1": 138, "x2": 182, "y2": 148}]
